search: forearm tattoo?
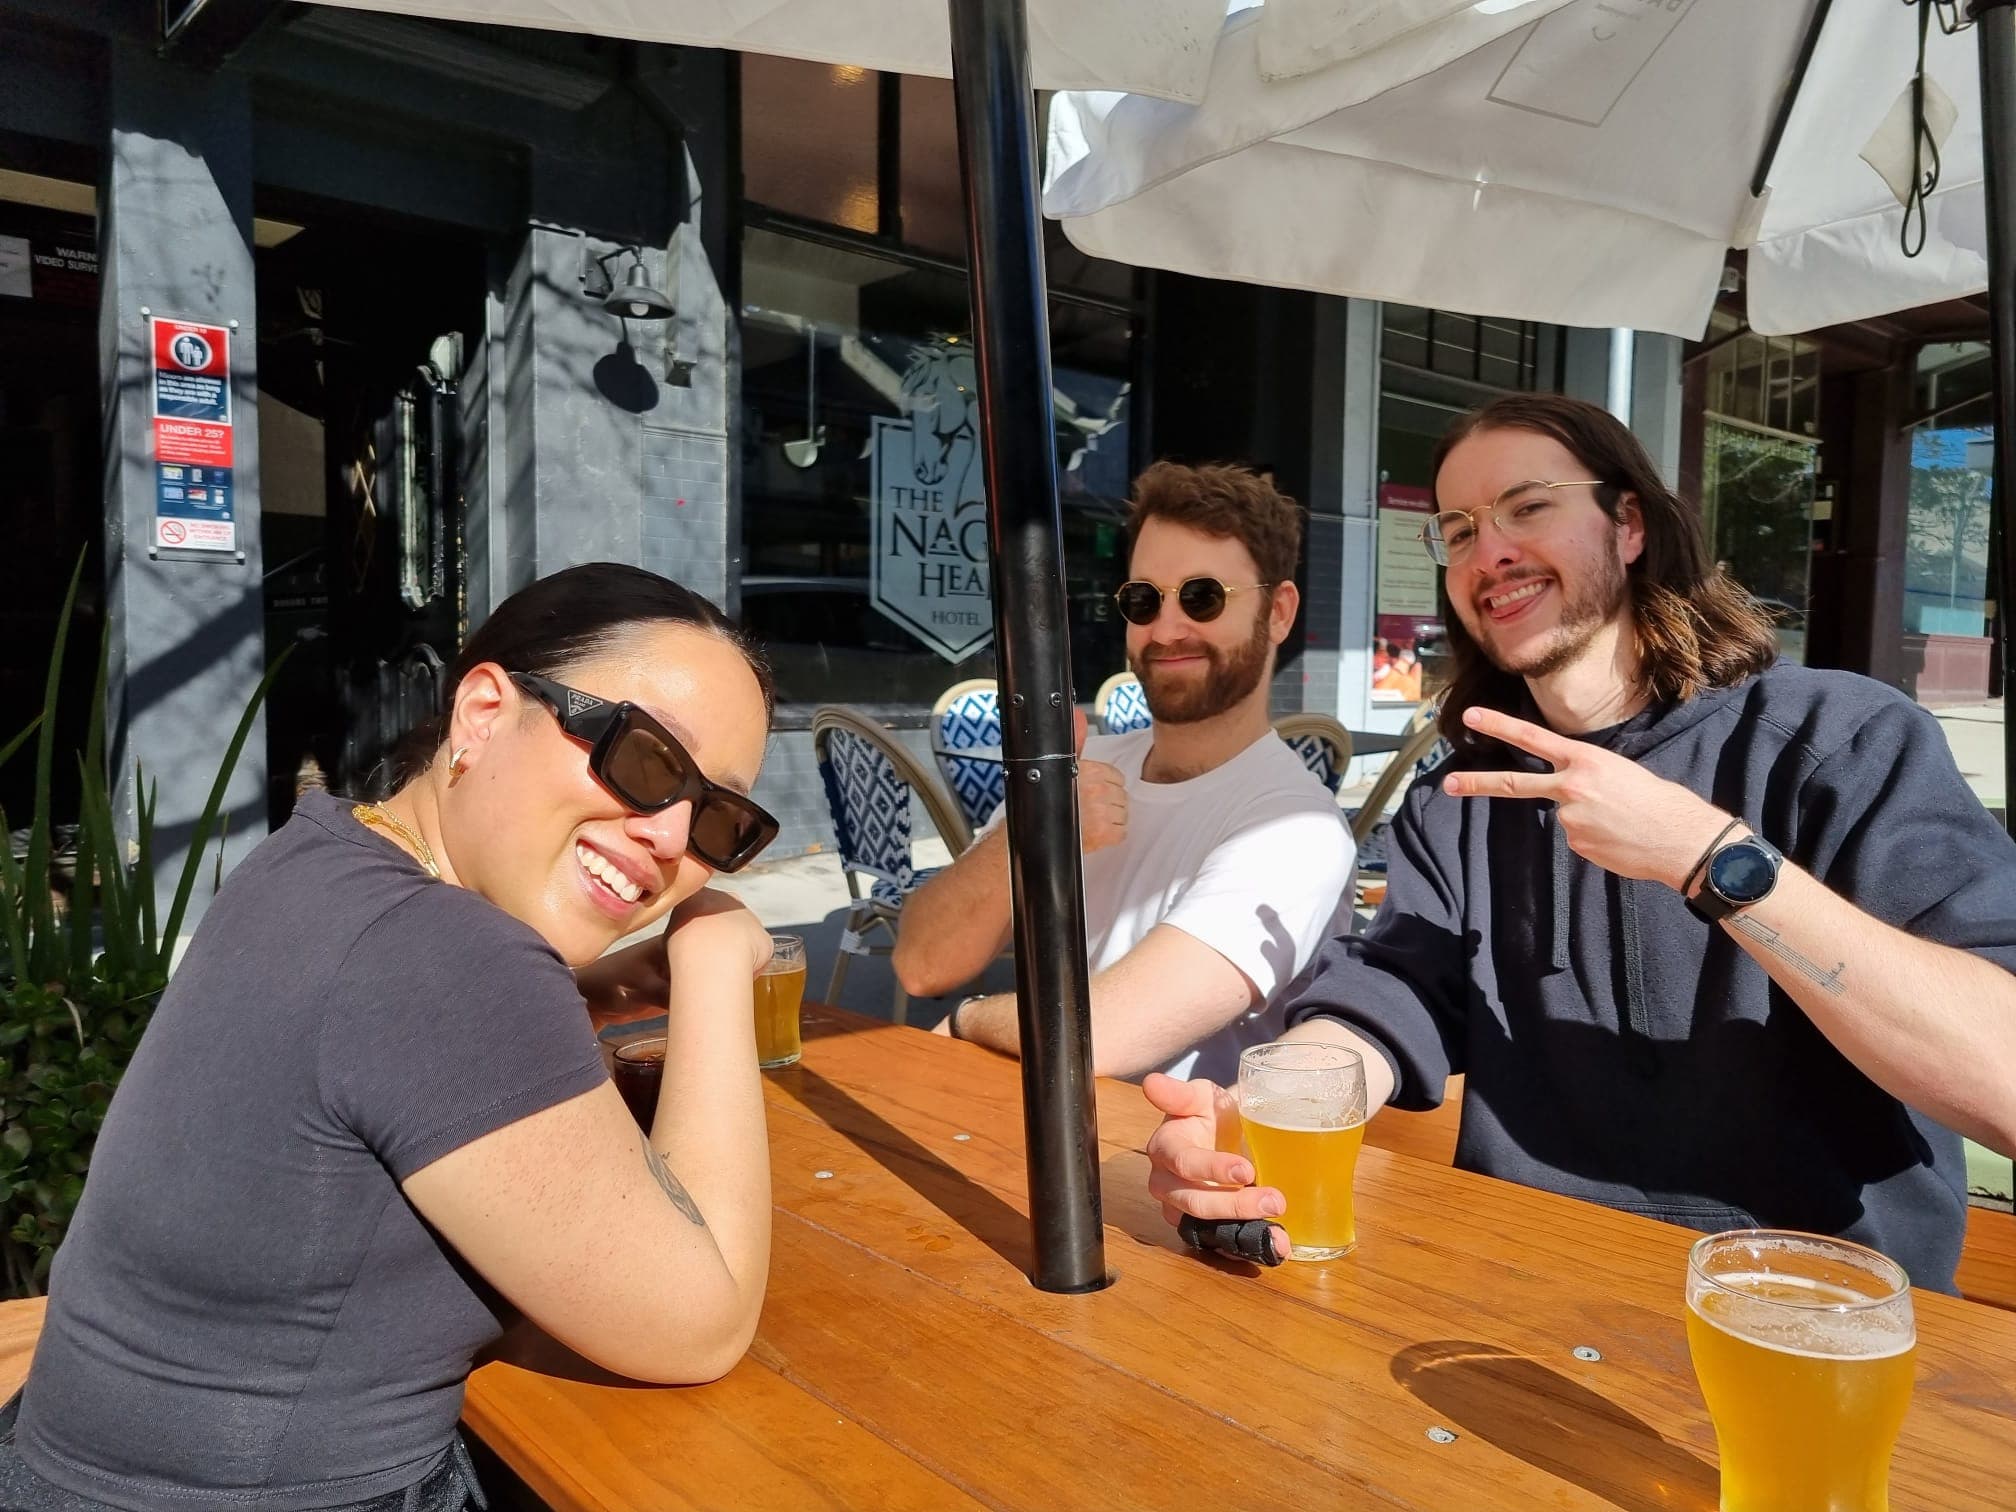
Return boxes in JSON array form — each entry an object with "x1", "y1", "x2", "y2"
[
  {"x1": 640, "y1": 1132, "x2": 708, "y2": 1227},
  {"x1": 1725, "y1": 912, "x2": 1848, "y2": 998}
]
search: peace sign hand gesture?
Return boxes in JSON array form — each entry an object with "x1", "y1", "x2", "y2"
[{"x1": 1440, "y1": 706, "x2": 1734, "y2": 893}]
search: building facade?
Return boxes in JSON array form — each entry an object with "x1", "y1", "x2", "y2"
[{"x1": 0, "y1": 3, "x2": 1975, "y2": 915}]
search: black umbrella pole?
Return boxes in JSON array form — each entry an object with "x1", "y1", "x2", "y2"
[
  {"x1": 946, "y1": 0, "x2": 1108, "y2": 1292},
  {"x1": 1976, "y1": 0, "x2": 2016, "y2": 831}
]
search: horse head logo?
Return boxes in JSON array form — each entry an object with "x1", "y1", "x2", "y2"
[{"x1": 899, "y1": 338, "x2": 979, "y2": 487}]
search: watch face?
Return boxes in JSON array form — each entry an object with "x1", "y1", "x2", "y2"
[{"x1": 1710, "y1": 840, "x2": 1777, "y2": 905}]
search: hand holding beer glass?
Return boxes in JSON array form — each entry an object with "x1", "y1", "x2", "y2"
[
  {"x1": 1686, "y1": 1230, "x2": 1916, "y2": 1512},
  {"x1": 612, "y1": 931, "x2": 808, "y2": 1131},
  {"x1": 1237, "y1": 1043, "x2": 1368, "y2": 1261}
]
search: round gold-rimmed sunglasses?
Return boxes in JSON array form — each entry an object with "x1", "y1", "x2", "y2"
[
  {"x1": 1113, "y1": 577, "x2": 1273, "y2": 626},
  {"x1": 1418, "y1": 479, "x2": 1605, "y2": 566}
]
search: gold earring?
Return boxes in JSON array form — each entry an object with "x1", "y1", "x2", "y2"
[{"x1": 448, "y1": 746, "x2": 470, "y2": 784}]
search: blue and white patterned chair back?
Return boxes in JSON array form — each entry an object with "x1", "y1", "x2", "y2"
[
  {"x1": 1272, "y1": 714, "x2": 1352, "y2": 797},
  {"x1": 1096, "y1": 674, "x2": 1152, "y2": 736},
  {"x1": 815, "y1": 723, "x2": 918, "y2": 907},
  {"x1": 932, "y1": 681, "x2": 1006, "y2": 829},
  {"x1": 1284, "y1": 733, "x2": 1342, "y2": 794}
]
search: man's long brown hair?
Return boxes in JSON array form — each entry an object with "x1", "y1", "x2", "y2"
[{"x1": 1430, "y1": 394, "x2": 1777, "y2": 748}]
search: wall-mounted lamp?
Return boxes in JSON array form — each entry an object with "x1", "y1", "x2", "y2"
[{"x1": 581, "y1": 243, "x2": 676, "y2": 322}]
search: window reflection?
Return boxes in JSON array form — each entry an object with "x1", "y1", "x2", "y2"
[{"x1": 739, "y1": 228, "x2": 1133, "y2": 720}]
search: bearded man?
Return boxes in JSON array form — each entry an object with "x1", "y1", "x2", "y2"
[
  {"x1": 896, "y1": 462, "x2": 1354, "y2": 1082},
  {"x1": 1143, "y1": 395, "x2": 2016, "y2": 1290}
]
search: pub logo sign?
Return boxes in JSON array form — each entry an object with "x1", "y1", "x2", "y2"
[{"x1": 870, "y1": 339, "x2": 993, "y2": 663}]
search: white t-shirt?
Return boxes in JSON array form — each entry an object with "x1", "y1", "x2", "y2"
[{"x1": 990, "y1": 727, "x2": 1355, "y2": 1084}]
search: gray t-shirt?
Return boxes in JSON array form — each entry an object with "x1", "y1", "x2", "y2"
[{"x1": 16, "y1": 792, "x2": 607, "y2": 1509}]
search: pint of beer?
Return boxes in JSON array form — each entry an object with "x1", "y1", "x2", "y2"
[
  {"x1": 1686, "y1": 1230, "x2": 1916, "y2": 1512},
  {"x1": 1237, "y1": 1043, "x2": 1368, "y2": 1261},
  {"x1": 755, "y1": 934, "x2": 808, "y2": 1069}
]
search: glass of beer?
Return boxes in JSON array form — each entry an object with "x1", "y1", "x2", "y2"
[
  {"x1": 755, "y1": 934, "x2": 807, "y2": 1069},
  {"x1": 1237, "y1": 1042, "x2": 1368, "y2": 1261},
  {"x1": 611, "y1": 1036, "x2": 666, "y2": 1130},
  {"x1": 1686, "y1": 1229, "x2": 1916, "y2": 1512}
]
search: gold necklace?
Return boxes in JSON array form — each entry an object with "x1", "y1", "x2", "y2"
[{"x1": 351, "y1": 803, "x2": 441, "y2": 878}]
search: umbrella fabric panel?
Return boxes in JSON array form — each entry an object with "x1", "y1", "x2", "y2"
[
  {"x1": 1047, "y1": 0, "x2": 1992, "y2": 338},
  {"x1": 1054, "y1": 134, "x2": 1728, "y2": 335},
  {"x1": 1748, "y1": 1, "x2": 1986, "y2": 334},
  {"x1": 1042, "y1": 1, "x2": 1578, "y2": 220},
  {"x1": 308, "y1": 0, "x2": 1229, "y2": 101}
]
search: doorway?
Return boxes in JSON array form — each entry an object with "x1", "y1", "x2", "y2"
[{"x1": 254, "y1": 207, "x2": 485, "y2": 821}]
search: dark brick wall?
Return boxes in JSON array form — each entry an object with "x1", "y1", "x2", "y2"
[{"x1": 641, "y1": 425, "x2": 730, "y2": 603}]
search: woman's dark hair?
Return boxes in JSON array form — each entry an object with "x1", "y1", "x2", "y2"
[
  {"x1": 1429, "y1": 394, "x2": 1777, "y2": 749},
  {"x1": 375, "y1": 563, "x2": 773, "y2": 794}
]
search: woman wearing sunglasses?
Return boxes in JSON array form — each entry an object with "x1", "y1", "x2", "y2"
[{"x1": 5, "y1": 564, "x2": 781, "y2": 1512}]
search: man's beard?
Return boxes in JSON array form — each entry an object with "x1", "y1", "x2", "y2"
[
  {"x1": 1473, "y1": 548, "x2": 1630, "y2": 679},
  {"x1": 1131, "y1": 610, "x2": 1273, "y2": 724}
]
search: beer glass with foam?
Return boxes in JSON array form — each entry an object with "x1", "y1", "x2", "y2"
[
  {"x1": 1687, "y1": 1229, "x2": 1916, "y2": 1512},
  {"x1": 1237, "y1": 1042, "x2": 1368, "y2": 1261},
  {"x1": 755, "y1": 933, "x2": 807, "y2": 1069}
]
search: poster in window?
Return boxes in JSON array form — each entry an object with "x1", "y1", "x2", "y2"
[
  {"x1": 869, "y1": 338, "x2": 994, "y2": 663},
  {"x1": 1374, "y1": 483, "x2": 1442, "y2": 702}
]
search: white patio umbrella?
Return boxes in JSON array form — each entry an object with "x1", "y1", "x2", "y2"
[
  {"x1": 308, "y1": 0, "x2": 1232, "y2": 101},
  {"x1": 1044, "y1": 0, "x2": 1985, "y2": 339},
  {"x1": 1047, "y1": 0, "x2": 2016, "y2": 819}
]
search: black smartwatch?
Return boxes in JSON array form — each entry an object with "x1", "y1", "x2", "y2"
[{"x1": 1687, "y1": 832, "x2": 1784, "y2": 923}]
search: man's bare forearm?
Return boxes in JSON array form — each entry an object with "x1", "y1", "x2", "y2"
[
  {"x1": 892, "y1": 826, "x2": 1014, "y2": 996},
  {"x1": 1727, "y1": 863, "x2": 2016, "y2": 1154}
]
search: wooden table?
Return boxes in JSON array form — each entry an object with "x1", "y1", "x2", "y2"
[{"x1": 467, "y1": 1007, "x2": 2016, "y2": 1511}]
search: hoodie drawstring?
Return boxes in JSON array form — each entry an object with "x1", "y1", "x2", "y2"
[
  {"x1": 1549, "y1": 805, "x2": 1571, "y2": 972},
  {"x1": 1616, "y1": 873, "x2": 1659, "y2": 1077}
]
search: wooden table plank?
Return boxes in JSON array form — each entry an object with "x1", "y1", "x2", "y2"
[
  {"x1": 760, "y1": 1099, "x2": 1708, "y2": 1511},
  {"x1": 0, "y1": 1296, "x2": 42, "y2": 1400},
  {"x1": 468, "y1": 1323, "x2": 988, "y2": 1512},
  {"x1": 1959, "y1": 1206, "x2": 2016, "y2": 1311},
  {"x1": 759, "y1": 1050, "x2": 2016, "y2": 1512},
  {"x1": 0, "y1": 1005, "x2": 2002, "y2": 1512}
]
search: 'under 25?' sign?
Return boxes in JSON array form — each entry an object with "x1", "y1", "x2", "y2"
[{"x1": 150, "y1": 316, "x2": 236, "y2": 554}]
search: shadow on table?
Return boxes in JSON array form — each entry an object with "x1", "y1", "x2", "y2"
[
  {"x1": 475, "y1": 1319, "x2": 658, "y2": 1390},
  {"x1": 776, "y1": 1066, "x2": 1034, "y2": 1275},
  {"x1": 1392, "y1": 1341, "x2": 1717, "y2": 1512}
]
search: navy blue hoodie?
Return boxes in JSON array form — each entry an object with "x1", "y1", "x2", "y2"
[{"x1": 1287, "y1": 663, "x2": 2016, "y2": 1292}]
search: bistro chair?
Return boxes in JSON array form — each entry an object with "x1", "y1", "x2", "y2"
[
  {"x1": 811, "y1": 705, "x2": 974, "y2": 1026},
  {"x1": 1094, "y1": 672, "x2": 1152, "y2": 735},
  {"x1": 930, "y1": 678, "x2": 1007, "y2": 831},
  {"x1": 1346, "y1": 701, "x2": 1449, "y2": 914},
  {"x1": 1271, "y1": 712, "x2": 1354, "y2": 796}
]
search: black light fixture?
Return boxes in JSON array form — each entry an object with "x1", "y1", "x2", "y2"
[
  {"x1": 579, "y1": 242, "x2": 676, "y2": 323},
  {"x1": 605, "y1": 253, "x2": 675, "y2": 322}
]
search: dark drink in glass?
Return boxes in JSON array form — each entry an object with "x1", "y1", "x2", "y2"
[{"x1": 612, "y1": 1036, "x2": 666, "y2": 1129}]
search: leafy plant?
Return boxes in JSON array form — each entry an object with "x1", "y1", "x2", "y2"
[{"x1": 0, "y1": 555, "x2": 287, "y2": 1292}]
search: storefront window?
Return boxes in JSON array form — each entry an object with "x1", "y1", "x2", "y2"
[
  {"x1": 1700, "y1": 419, "x2": 1817, "y2": 663},
  {"x1": 1369, "y1": 305, "x2": 1556, "y2": 703},
  {"x1": 1697, "y1": 320, "x2": 1821, "y2": 662},
  {"x1": 1382, "y1": 305, "x2": 1543, "y2": 391},
  {"x1": 1905, "y1": 342, "x2": 1994, "y2": 640},
  {"x1": 741, "y1": 57, "x2": 881, "y2": 234},
  {"x1": 739, "y1": 227, "x2": 1133, "y2": 719}
]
